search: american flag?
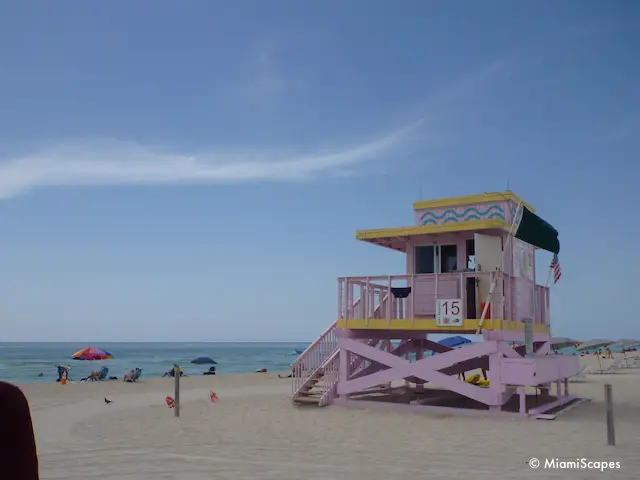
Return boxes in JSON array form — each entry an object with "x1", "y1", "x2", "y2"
[{"x1": 550, "y1": 254, "x2": 562, "y2": 284}]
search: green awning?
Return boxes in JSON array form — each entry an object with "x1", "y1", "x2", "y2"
[{"x1": 513, "y1": 206, "x2": 560, "y2": 254}]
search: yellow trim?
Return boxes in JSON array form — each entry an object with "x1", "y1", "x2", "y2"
[
  {"x1": 356, "y1": 219, "x2": 510, "y2": 241},
  {"x1": 336, "y1": 318, "x2": 550, "y2": 333},
  {"x1": 412, "y1": 191, "x2": 535, "y2": 213}
]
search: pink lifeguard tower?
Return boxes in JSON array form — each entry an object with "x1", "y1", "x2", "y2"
[{"x1": 292, "y1": 191, "x2": 587, "y2": 419}]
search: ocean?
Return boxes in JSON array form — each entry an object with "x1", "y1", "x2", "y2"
[{"x1": 0, "y1": 342, "x2": 308, "y2": 384}]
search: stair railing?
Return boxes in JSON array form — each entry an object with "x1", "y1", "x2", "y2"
[
  {"x1": 292, "y1": 284, "x2": 390, "y2": 401},
  {"x1": 292, "y1": 321, "x2": 338, "y2": 396},
  {"x1": 318, "y1": 351, "x2": 340, "y2": 406}
]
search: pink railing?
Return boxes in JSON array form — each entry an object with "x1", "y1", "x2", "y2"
[
  {"x1": 292, "y1": 290, "x2": 390, "y2": 400},
  {"x1": 338, "y1": 272, "x2": 505, "y2": 324},
  {"x1": 291, "y1": 322, "x2": 338, "y2": 396},
  {"x1": 318, "y1": 353, "x2": 340, "y2": 406},
  {"x1": 341, "y1": 282, "x2": 388, "y2": 319}
]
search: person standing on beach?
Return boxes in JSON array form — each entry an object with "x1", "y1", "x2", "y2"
[{"x1": 0, "y1": 381, "x2": 39, "y2": 479}]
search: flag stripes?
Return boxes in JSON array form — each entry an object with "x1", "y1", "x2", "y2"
[{"x1": 550, "y1": 254, "x2": 562, "y2": 284}]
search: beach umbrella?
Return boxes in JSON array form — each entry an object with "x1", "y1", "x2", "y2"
[
  {"x1": 576, "y1": 339, "x2": 614, "y2": 352},
  {"x1": 550, "y1": 337, "x2": 579, "y2": 351},
  {"x1": 608, "y1": 340, "x2": 640, "y2": 363},
  {"x1": 71, "y1": 347, "x2": 113, "y2": 361},
  {"x1": 439, "y1": 336, "x2": 472, "y2": 348},
  {"x1": 190, "y1": 356, "x2": 217, "y2": 365},
  {"x1": 610, "y1": 339, "x2": 640, "y2": 350}
]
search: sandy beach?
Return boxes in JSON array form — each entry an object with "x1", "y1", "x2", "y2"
[{"x1": 22, "y1": 355, "x2": 640, "y2": 480}]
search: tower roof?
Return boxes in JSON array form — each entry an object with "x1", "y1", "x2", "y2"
[{"x1": 413, "y1": 191, "x2": 535, "y2": 213}]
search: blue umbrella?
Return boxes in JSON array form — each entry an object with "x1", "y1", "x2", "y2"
[
  {"x1": 190, "y1": 356, "x2": 217, "y2": 365},
  {"x1": 439, "y1": 336, "x2": 472, "y2": 348}
]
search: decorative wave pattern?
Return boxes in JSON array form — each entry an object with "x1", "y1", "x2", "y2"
[{"x1": 420, "y1": 204, "x2": 506, "y2": 225}]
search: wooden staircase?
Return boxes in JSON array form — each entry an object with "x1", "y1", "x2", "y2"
[
  {"x1": 291, "y1": 291, "x2": 390, "y2": 408},
  {"x1": 293, "y1": 369, "x2": 327, "y2": 405}
]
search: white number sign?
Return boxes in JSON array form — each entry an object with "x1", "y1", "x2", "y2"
[{"x1": 436, "y1": 299, "x2": 463, "y2": 327}]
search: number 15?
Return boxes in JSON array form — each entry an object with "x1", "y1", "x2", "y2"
[{"x1": 442, "y1": 301, "x2": 460, "y2": 315}]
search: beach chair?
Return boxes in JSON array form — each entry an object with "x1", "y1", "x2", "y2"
[
  {"x1": 622, "y1": 356, "x2": 640, "y2": 368},
  {"x1": 123, "y1": 368, "x2": 142, "y2": 383},
  {"x1": 86, "y1": 366, "x2": 109, "y2": 382},
  {"x1": 96, "y1": 366, "x2": 109, "y2": 380},
  {"x1": 593, "y1": 358, "x2": 625, "y2": 374}
]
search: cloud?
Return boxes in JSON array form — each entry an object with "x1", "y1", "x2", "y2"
[
  {"x1": 229, "y1": 42, "x2": 302, "y2": 103},
  {"x1": 0, "y1": 53, "x2": 509, "y2": 200},
  {"x1": 0, "y1": 121, "x2": 423, "y2": 199}
]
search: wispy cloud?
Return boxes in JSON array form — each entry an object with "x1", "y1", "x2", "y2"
[
  {"x1": 0, "y1": 121, "x2": 422, "y2": 199},
  {"x1": 0, "y1": 52, "x2": 508, "y2": 200},
  {"x1": 229, "y1": 42, "x2": 304, "y2": 103},
  {"x1": 397, "y1": 56, "x2": 511, "y2": 125}
]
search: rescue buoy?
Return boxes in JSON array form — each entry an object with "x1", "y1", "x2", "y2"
[
  {"x1": 166, "y1": 396, "x2": 175, "y2": 408},
  {"x1": 209, "y1": 390, "x2": 219, "y2": 403}
]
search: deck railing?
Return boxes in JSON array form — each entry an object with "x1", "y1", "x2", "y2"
[{"x1": 338, "y1": 272, "x2": 507, "y2": 324}]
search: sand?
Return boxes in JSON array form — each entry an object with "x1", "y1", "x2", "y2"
[{"x1": 20, "y1": 355, "x2": 640, "y2": 480}]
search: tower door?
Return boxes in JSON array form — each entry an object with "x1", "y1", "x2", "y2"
[{"x1": 473, "y1": 233, "x2": 503, "y2": 313}]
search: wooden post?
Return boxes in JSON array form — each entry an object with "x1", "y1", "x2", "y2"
[
  {"x1": 174, "y1": 366, "x2": 180, "y2": 418},
  {"x1": 605, "y1": 384, "x2": 615, "y2": 446},
  {"x1": 523, "y1": 318, "x2": 533, "y2": 356}
]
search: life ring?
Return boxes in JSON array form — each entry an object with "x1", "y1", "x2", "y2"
[
  {"x1": 209, "y1": 391, "x2": 219, "y2": 403},
  {"x1": 166, "y1": 396, "x2": 175, "y2": 408}
]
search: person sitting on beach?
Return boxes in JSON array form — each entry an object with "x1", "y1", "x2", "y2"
[
  {"x1": 163, "y1": 365, "x2": 186, "y2": 377},
  {"x1": 203, "y1": 366, "x2": 216, "y2": 376},
  {"x1": 123, "y1": 369, "x2": 138, "y2": 382}
]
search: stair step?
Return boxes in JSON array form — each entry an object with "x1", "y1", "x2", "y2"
[
  {"x1": 300, "y1": 377, "x2": 324, "y2": 390},
  {"x1": 294, "y1": 396, "x2": 321, "y2": 404},
  {"x1": 298, "y1": 389, "x2": 323, "y2": 396},
  {"x1": 302, "y1": 382, "x2": 326, "y2": 389}
]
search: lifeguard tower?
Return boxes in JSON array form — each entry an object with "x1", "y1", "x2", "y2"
[{"x1": 291, "y1": 191, "x2": 586, "y2": 419}]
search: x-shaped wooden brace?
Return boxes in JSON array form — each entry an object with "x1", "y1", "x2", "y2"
[{"x1": 337, "y1": 338, "x2": 496, "y2": 404}]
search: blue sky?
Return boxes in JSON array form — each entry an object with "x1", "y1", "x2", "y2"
[{"x1": 0, "y1": 1, "x2": 638, "y2": 342}]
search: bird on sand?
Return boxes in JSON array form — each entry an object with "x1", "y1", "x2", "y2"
[{"x1": 104, "y1": 397, "x2": 112, "y2": 404}]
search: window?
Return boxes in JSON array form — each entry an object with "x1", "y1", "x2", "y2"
[
  {"x1": 415, "y1": 246, "x2": 435, "y2": 274},
  {"x1": 466, "y1": 239, "x2": 475, "y2": 270},
  {"x1": 440, "y1": 244, "x2": 458, "y2": 273}
]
